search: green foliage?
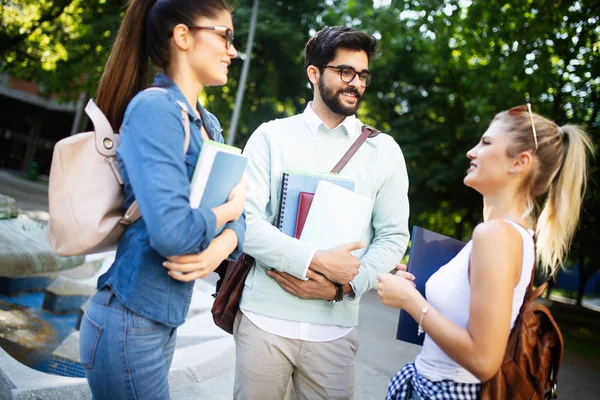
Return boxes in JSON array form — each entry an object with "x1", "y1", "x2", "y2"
[
  {"x1": 2, "y1": 0, "x2": 599, "y2": 272},
  {"x1": 1, "y1": 0, "x2": 125, "y2": 100}
]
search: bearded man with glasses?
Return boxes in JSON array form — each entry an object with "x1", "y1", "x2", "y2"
[{"x1": 235, "y1": 26, "x2": 410, "y2": 399}]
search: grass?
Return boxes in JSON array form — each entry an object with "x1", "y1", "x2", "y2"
[
  {"x1": 548, "y1": 288, "x2": 591, "y2": 301},
  {"x1": 547, "y1": 300, "x2": 600, "y2": 359}
]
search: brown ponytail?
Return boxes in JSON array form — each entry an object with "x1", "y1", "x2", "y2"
[
  {"x1": 96, "y1": 0, "x2": 154, "y2": 130},
  {"x1": 95, "y1": 0, "x2": 230, "y2": 130}
]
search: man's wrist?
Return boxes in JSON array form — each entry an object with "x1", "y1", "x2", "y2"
[
  {"x1": 310, "y1": 250, "x2": 327, "y2": 275},
  {"x1": 342, "y1": 283, "x2": 354, "y2": 296}
]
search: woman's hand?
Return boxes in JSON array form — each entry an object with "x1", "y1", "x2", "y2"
[
  {"x1": 163, "y1": 229, "x2": 237, "y2": 282},
  {"x1": 210, "y1": 176, "x2": 247, "y2": 231},
  {"x1": 226, "y1": 176, "x2": 247, "y2": 221},
  {"x1": 376, "y1": 263, "x2": 418, "y2": 309}
]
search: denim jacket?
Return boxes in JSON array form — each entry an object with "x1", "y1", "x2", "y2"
[{"x1": 97, "y1": 74, "x2": 245, "y2": 327}]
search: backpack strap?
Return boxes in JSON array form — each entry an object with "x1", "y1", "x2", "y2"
[
  {"x1": 86, "y1": 99, "x2": 124, "y2": 185},
  {"x1": 87, "y1": 99, "x2": 120, "y2": 158},
  {"x1": 330, "y1": 124, "x2": 380, "y2": 173},
  {"x1": 523, "y1": 234, "x2": 537, "y2": 301},
  {"x1": 177, "y1": 100, "x2": 191, "y2": 154},
  {"x1": 119, "y1": 92, "x2": 191, "y2": 226}
]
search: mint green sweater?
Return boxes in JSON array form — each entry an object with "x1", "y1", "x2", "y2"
[{"x1": 240, "y1": 105, "x2": 410, "y2": 327}]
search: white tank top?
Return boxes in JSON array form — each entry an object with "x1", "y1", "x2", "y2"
[{"x1": 414, "y1": 221, "x2": 535, "y2": 383}]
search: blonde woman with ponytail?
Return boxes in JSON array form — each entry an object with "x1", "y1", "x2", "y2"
[
  {"x1": 377, "y1": 104, "x2": 594, "y2": 400},
  {"x1": 79, "y1": 0, "x2": 245, "y2": 399}
]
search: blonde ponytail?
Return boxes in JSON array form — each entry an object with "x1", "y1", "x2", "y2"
[
  {"x1": 495, "y1": 107, "x2": 595, "y2": 277},
  {"x1": 535, "y1": 125, "x2": 594, "y2": 277}
]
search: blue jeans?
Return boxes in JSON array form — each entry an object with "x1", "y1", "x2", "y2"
[{"x1": 79, "y1": 287, "x2": 177, "y2": 400}]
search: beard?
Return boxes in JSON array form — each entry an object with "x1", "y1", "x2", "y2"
[{"x1": 318, "y1": 76, "x2": 362, "y2": 117}]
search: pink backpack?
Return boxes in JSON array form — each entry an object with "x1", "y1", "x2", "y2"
[{"x1": 47, "y1": 90, "x2": 190, "y2": 256}]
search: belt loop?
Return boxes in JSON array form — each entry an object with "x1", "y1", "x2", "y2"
[{"x1": 103, "y1": 287, "x2": 114, "y2": 307}]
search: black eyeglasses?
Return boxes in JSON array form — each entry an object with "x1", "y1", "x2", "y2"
[
  {"x1": 187, "y1": 25, "x2": 234, "y2": 49},
  {"x1": 323, "y1": 65, "x2": 372, "y2": 87}
]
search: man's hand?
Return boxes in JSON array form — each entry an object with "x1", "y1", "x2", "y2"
[
  {"x1": 163, "y1": 229, "x2": 237, "y2": 282},
  {"x1": 267, "y1": 269, "x2": 336, "y2": 300},
  {"x1": 309, "y1": 241, "x2": 364, "y2": 285}
]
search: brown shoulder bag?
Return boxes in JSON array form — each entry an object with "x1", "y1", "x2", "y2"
[
  {"x1": 480, "y1": 267, "x2": 564, "y2": 399},
  {"x1": 211, "y1": 125, "x2": 380, "y2": 334}
]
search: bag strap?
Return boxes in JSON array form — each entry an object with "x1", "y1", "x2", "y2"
[
  {"x1": 330, "y1": 124, "x2": 380, "y2": 173},
  {"x1": 119, "y1": 95, "x2": 191, "y2": 225},
  {"x1": 176, "y1": 100, "x2": 191, "y2": 154},
  {"x1": 87, "y1": 99, "x2": 120, "y2": 158}
]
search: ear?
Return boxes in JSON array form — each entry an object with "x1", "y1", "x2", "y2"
[
  {"x1": 307, "y1": 65, "x2": 320, "y2": 87},
  {"x1": 172, "y1": 24, "x2": 193, "y2": 51},
  {"x1": 509, "y1": 151, "x2": 533, "y2": 175}
]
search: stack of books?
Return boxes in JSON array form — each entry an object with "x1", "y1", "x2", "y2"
[{"x1": 276, "y1": 170, "x2": 372, "y2": 255}]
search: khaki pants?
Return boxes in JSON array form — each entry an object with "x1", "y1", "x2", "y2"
[{"x1": 233, "y1": 312, "x2": 359, "y2": 400}]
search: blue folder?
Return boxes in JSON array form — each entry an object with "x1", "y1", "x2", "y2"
[
  {"x1": 199, "y1": 151, "x2": 248, "y2": 234},
  {"x1": 396, "y1": 226, "x2": 466, "y2": 345}
]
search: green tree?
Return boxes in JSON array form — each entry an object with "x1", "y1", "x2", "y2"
[{"x1": 1, "y1": 0, "x2": 126, "y2": 100}]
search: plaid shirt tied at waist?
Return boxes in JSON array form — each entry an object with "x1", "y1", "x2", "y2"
[{"x1": 386, "y1": 362, "x2": 481, "y2": 400}]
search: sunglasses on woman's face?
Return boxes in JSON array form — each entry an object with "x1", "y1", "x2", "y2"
[{"x1": 187, "y1": 25, "x2": 234, "y2": 49}]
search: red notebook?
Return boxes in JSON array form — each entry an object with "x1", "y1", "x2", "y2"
[{"x1": 294, "y1": 192, "x2": 314, "y2": 239}]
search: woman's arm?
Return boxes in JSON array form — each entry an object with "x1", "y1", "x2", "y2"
[
  {"x1": 377, "y1": 220, "x2": 523, "y2": 381},
  {"x1": 222, "y1": 211, "x2": 246, "y2": 261},
  {"x1": 119, "y1": 93, "x2": 243, "y2": 257},
  {"x1": 120, "y1": 94, "x2": 216, "y2": 256},
  {"x1": 163, "y1": 228, "x2": 239, "y2": 282}
]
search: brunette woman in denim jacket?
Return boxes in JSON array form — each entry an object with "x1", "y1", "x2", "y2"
[{"x1": 78, "y1": 0, "x2": 244, "y2": 398}]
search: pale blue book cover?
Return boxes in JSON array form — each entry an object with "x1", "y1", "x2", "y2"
[{"x1": 199, "y1": 152, "x2": 247, "y2": 234}]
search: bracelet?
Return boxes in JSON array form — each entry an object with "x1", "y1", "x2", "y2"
[{"x1": 417, "y1": 305, "x2": 432, "y2": 336}]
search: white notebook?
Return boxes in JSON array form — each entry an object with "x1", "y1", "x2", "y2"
[{"x1": 299, "y1": 180, "x2": 373, "y2": 257}]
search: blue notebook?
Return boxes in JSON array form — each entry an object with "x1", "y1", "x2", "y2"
[
  {"x1": 276, "y1": 170, "x2": 355, "y2": 237},
  {"x1": 396, "y1": 226, "x2": 466, "y2": 345},
  {"x1": 198, "y1": 151, "x2": 248, "y2": 234}
]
